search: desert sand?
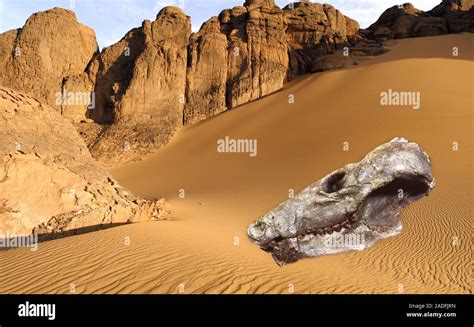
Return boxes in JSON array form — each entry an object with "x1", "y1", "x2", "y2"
[{"x1": 0, "y1": 33, "x2": 471, "y2": 294}]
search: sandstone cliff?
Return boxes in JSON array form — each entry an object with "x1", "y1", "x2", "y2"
[
  {"x1": 185, "y1": 1, "x2": 289, "y2": 125},
  {"x1": 284, "y1": 2, "x2": 360, "y2": 78},
  {"x1": 0, "y1": 8, "x2": 98, "y2": 123},
  {"x1": 86, "y1": 7, "x2": 191, "y2": 165},
  {"x1": 184, "y1": 1, "x2": 361, "y2": 125},
  {"x1": 0, "y1": 87, "x2": 167, "y2": 237},
  {"x1": 185, "y1": 1, "x2": 363, "y2": 126},
  {"x1": 85, "y1": 1, "x2": 363, "y2": 165}
]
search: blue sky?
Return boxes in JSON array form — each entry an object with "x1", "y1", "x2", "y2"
[{"x1": 0, "y1": 0, "x2": 441, "y2": 49}]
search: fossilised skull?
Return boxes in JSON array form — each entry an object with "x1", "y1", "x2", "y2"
[{"x1": 247, "y1": 138, "x2": 435, "y2": 266}]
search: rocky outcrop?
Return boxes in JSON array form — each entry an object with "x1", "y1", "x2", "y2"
[
  {"x1": 0, "y1": 8, "x2": 98, "y2": 118},
  {"x1": 184, "y1": 2, "x2": 288, "y2": 125},
  {"x1": 184, "y1": 17, "x2": 228, "y2": 124},
  {"x1": 0, "y1": 2, "x2": 372, "y2": 166},
  {"x1": 247, "y1": 138, "x2": 435, "y2": 265},
  {"x1": 92, "y1": 7, "x2": 190, "y2": 125},
  {"x1": 0, "y1": 87, "x2": 167, "y2": 237},
  {"x1": 86, "y1": 7, "x2": 191, "y2": 165},
  {"x1": 437, "y1": 0, "x2": 474, "y2": 11},
  {"x1": 184, "y1": 1, "x2": 360, "y2": 125},
  {"x1": 430, "y1": 0, "x2": 474, "y2": 33},
  {"x1": 220, "y1": 3, "x2": 288, "y2": 110},
  {"x1": 367, "y1": 3, "x2": 424, "y2": 39},
  {"x1": 283, "y1": 2, "x2": 360, "y2": 79},
  {"x1": 368, "y1": 2, "x2": 473, "y2": 39},
  {"x1": 86, "y1": 1, "x2": 361, "y2": 164},
  {"x1": 1, "y1": 1, "x2": 471, "y2": 167},
  {"x1": 0, "y1": 29, "x2": 19, "y2": 72}
]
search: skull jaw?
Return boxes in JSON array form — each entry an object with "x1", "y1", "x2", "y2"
[{"x1": 262, "y1": 223, "x2": 403, "y2": 266}]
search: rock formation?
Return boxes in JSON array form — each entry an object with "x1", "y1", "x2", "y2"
[
  {"x1": 0, "y1": 87, "x2": 167, "y2": 238},
  {"x1": 283, "y1": 2, "x2": 360, "y2": 78},
  {"x1": 84, "y1": 1, "x2": 363, "y2": 165},
  {"x1": 185, "y1": 17, "x2": 229, "y2": 124},
  {"x1": 0, "y1": 1, "x2": 472, "y2": 167},
  {"x1": 430, "y1": 0, "x2": 474, "y2": 33},
  {"x1": 184, "y1": 1, "x2": 361, "y2": 125},
  {"x1": 0, "y1": 8, "x2": 98, "y2": 122},
  {"x1": 442, "y1": 0, "x2": 474, "y2": 11},
  {"x1": 367, "y1": 1, "x2": 473, "y2": 39},
  {"x1": 0, "y1": 29, "x2": 19, "y2": 73},
  {"x1": 247, "y1": 138, "x2": 435, "y2": 265},
  {"x1": 86, "y1": 7, "x2": 192, "y2": 165},
  {"x1": 184, "y1": 1, "x2": 289, "y2": 125}
]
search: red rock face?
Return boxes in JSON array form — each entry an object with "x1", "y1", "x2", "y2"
[
  {"x1": 283, "y1": 2, "x2": 360, "y2": 79},
  {"x1": 185, "y1": 3, "x2": 289, "y2": 125},
  {"x1": 184, "y1": 1, "x2": 360, "y2": 125},
  {"x1": 86, "y1": 7, "x2": 192, "y2": 165},
  {"x1": 89, "y1": 6, "x2": 191, "y2": 127},
  {"x1": 220, "y1": 4, "x2": 288, "y2": 109},
  {"x1": 184, "y1": 17, "x2": 228, "y2": 125},
  {"x1": 87, "y1": 27, "x2": 146, "y2": 124},
  {"x1": 0, "y1": 8, "x2": 98, "y2": 120}
]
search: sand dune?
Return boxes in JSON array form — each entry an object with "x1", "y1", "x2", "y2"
[{"x1": 0, "y1": 33, "x2": 472, "y2": 294}]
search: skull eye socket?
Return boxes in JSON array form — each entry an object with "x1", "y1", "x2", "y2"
[{"x1": 322, "y1": 171, "x2": 346, "y2": 193}]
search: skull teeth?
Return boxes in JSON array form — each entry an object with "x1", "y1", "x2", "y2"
[
  {"x1": 341, "y1": 220, "x2": 351, "y2": 228},
  {"x1": 367, "y1": 224, "x2": 390, "y2": 233},
  {"x1": 302, "y1": 217, "x2": 362, "y2": 236},
  {"x1": 303, "y1": 218, "x2": 360, "y2": 237}
]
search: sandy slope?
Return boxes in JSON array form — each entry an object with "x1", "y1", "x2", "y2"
[{"x1": 0, "y1": 34, "x2": 472, "y2": 294}]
